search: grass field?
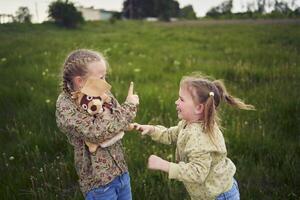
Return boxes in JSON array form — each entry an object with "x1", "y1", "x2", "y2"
[{"x1": 0, "y1": 20, "x2": 299, "y2": 200}]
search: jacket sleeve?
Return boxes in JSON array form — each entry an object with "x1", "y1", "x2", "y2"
[
  {"x1": 56, "y1": 94, "x2": 137, "y2": 144},
  {"x1": 168, "y1": 132, "x2": 212, "y2": 184},
  {"x1": 149, "y1": 121, "x2": 182, "y2": 145}
]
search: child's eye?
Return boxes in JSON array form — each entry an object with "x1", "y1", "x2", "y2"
[{"x1": 100, "y1": 75, "x2": 107, "y2": 80}]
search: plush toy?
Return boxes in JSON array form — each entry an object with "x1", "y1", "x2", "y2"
[{"x1": 72, "y1": 78, "x2": 125, "y2": 153}]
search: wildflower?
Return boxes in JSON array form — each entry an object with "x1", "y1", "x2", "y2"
[
  {"x1": 1, "y1": 58, "x2": 7, "y2": 62},
  {"x1": 167, "y1": 154, "x2": 173, "y2": 160},
  {"x1": 134, "y1": 68, "x2": 141, "y2": 72},
  {"x1": 9, "y1": 156, "x2": 15, "y2": 161},
  {"x1": 45, "y1": 99, "x2": 51, "y2": 104},
  {"x1": 174, "y1": 60, "x2": 180, "y2": 66}
]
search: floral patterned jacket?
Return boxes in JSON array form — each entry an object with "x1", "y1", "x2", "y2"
[{"x1": 56, "y1": 91, "x2": 137, "y2": 195}]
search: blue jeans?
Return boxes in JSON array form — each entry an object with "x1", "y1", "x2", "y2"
[
  {"x1": 85, "y1": 172, "x2": 132, "y2": 200},
  {"x1": 216, "y1": 179, "x2": 240, "y2": 200}
]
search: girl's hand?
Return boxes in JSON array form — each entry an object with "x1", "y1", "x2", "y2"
[
  {"x1": 132, "y1": 123, "x2": 155, "y2": 135},
  {"x1": 126, "y1": 123, "x2": 135, "y2": 131},
  {"x1": 148, "y1": 155, "x2": 170, "y2": 172},
  {"x1": 126, "y1": 82, "x2": 139, "y2": 106}
]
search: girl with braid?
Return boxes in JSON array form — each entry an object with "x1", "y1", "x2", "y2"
[
  {"x1": 134, "y1": 73, "x2": 254, "y2": 200},
  {"x1": 56, "y1": 49, "x2": 139, "y2": 200}
]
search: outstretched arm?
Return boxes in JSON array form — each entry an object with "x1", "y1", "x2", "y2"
[{"x1": 133, "y1": 121, "x2": 181, "y2": 145}]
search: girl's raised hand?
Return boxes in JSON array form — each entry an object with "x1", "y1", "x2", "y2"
[
  {"x1": 132, "y1": 123, "x2": 155, "y2": 135},
  {"x1": 126, "y1": 82, "x2": 139, "y2": 106}
]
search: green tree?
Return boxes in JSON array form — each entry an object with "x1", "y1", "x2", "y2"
[
  {"x1": 122, "y1": 0, "x2": 180, "y2": 21},
  {"x1": 180, "y1": 5, "x2": 197, "y2": 19},
  {"x1": 122, "y1": 0, "x2": 150, "y2": 19},
  {"x1": 294, "y1": 7, "x2": 300, "y2": 16},
  {"x1": 48, "y1": 0, "x2": 84, "y2": 28},
  {"x1": 15, "y1": 6, "x2": 32, "y2": 23},
  {"x1": 257, "y1": 0, "x2": 266, "y2": 13},
  {"x1": 273, "y1": 0, "x2": 292, "y2": 14},
  {"x1": 206, "y1": 0, "x2": 233, "y2": 18}
]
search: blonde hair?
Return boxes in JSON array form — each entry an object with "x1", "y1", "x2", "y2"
[
  {"x1": 180, "y1": 73, "x2": 255, "y2": 136},
  {"x1": 61, "y1": 49, "x2": 108, "y2": 94}
]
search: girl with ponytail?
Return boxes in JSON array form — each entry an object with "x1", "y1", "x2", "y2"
[{"x1": 134, "y1": 73, "x2": 254, "y2": 200}]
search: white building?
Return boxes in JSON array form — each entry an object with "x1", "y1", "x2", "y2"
[{"x1": 76, "y1": 6, "x2": 114, "y2": 21}]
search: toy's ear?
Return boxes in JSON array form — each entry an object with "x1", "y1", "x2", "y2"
[
  {"x1": 71, "y1": 91, "x2": 85, "y2": 105},
  {"x1": 101, "y1": 93, "x2": 111, "y2": 102},
  {"x1": 77, "y1": 93, "x2": 84, "y2": 105},
  {"x1": 81, "y1": 78, "x2": 111, "y2": 96}
]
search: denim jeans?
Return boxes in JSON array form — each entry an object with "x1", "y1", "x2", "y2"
[
  {"x1": 85, "y1": 172, "x2": 132, "y2": 200},
  {"x1": 216, "y1": 179, "x2": 240, "y2": 200}
]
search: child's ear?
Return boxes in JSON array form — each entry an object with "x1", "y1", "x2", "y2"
[
  {"x1": 73, "y1": 76, "x2": 84, "y2": 89},
  {"x1": 195, "y1": 104, "x2": 204, "y2": 115}
]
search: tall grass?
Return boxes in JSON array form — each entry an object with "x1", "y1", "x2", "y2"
[{"x1": 0, "y1": 20, "x2": 299, "y2": 200}]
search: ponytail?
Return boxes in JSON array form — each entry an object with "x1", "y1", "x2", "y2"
[
  {"x1": 180, "y1": 74, "x2": 254, "y2": 146},
  {"x1": 213, "y1": 80, "x2": 255, "y2": 110},
  {"x1": 204, "y1": 92, "x2": 218, "y2": 134}
]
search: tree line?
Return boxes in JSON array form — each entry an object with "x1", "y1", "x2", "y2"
[
  {"x1": 122, "y1": 0, "x2": 196, "y2": 20},
  {"x1": 7, "y1": 0, "x2": 300, "y2": 28},
  {"x1": 206, "y1": 0, "x2": 300, "y2": 19}
]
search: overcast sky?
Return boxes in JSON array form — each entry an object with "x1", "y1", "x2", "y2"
[{"x1": 0, "y1": 0, "x2": 299, "y2": 23}]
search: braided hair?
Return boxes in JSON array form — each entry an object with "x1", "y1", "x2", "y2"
[{"x1": 60, "y1": 49, "x2": 108, "y2": 94}]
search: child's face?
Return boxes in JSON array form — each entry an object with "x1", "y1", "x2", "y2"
[
  {"x1": 175, "y1": 86, "x2": 202, "y2": 123},
  {"x1": 86, "y1": 60, "x2": 107, "y2": 81}
]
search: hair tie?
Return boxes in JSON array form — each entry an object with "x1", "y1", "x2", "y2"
[{"x1": 209, "y1": 92, "x2": 214, "y2": 97}]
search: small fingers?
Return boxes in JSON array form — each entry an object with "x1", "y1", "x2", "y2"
[
  {"x1": 128, "y1": 82, "x2": 134, "y2": 96},
  {"x1": 141, "y1": 129, "x2": 148, "y2": 135}
]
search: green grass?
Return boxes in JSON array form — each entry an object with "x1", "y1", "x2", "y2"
[{"x1": 0, "y1": 20, "x2": 299, "y2": 200}]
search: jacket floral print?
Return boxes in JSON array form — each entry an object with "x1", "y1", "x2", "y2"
[
  {"x1": 56, "y1": 91, "x2": 137, "y2": 195},
  {"x1": 150, "y1": 120, "x2": 236, "y2": 200}
]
